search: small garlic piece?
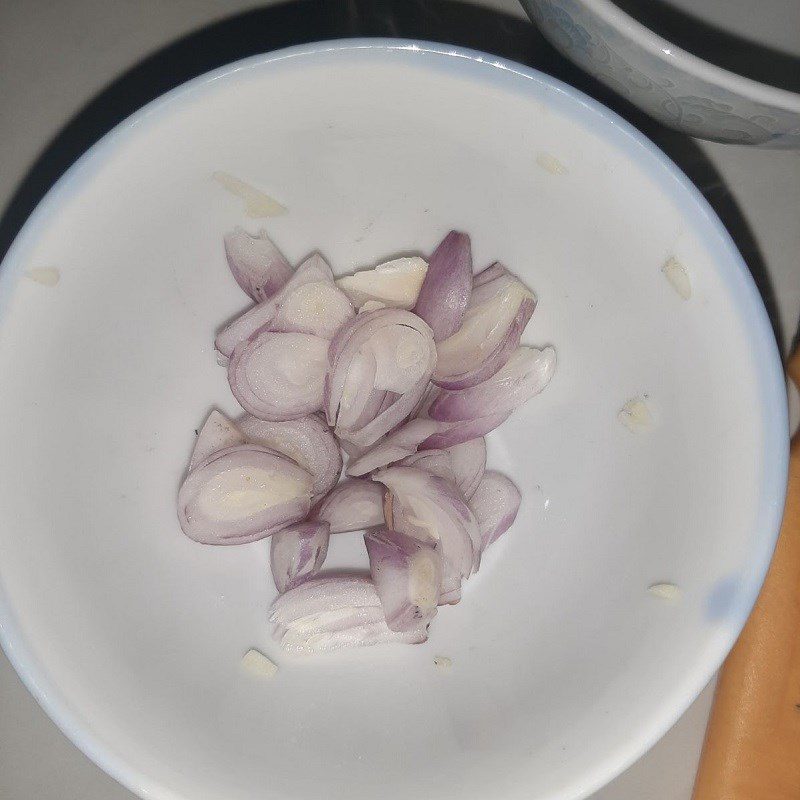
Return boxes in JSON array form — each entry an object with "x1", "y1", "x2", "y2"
[
  {"x1": 213, "y1": 172, "x2": 286, "y2": 217},
  {"x1": 433, "y1": 655, "x2": 453, "y2": 670},
  {"x1": 536, "y1": 153, "x2": 568, "y2": 175},
  {"x1": 648, "y1": 583, "x2": 681, "y2": 601},
  {"x1": 25, "y1": 268, "x2": 60, "y2": 286},
  {"x1": 618, "y1": 398, "x2": 653, "y2": 432},
  {"x1": 661, "y1": 256, "x2": 691, "y2": 300},
  {"x1": 241, "y1": 648, "x2": 278, "y2": 678}
]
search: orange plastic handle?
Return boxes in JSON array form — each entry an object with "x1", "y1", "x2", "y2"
[{"x1": 692, "y1": 358, "x2": 800, "y2": 800}]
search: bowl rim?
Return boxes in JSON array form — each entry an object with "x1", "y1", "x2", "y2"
[
  {"x1": 570, "y1": 0, "x2": 800, "y2": 111},
  {"x1": 0, "y1": 37, "x2": 789, "y2": 800}
]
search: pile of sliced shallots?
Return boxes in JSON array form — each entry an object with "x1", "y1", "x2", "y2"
[{"x1": 178, "y1": 228, "x2": 556, "y2": 655}]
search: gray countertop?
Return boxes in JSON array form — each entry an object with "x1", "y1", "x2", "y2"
[{"x1": 1, "y1": 1, "x2": 797, "y2": 798}]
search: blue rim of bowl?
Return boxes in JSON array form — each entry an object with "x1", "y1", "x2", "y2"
[
  {"x1": 572, "y1": 0, "x2": 800, "y2": 111},
  {"x1": 0, "y1": 38, "x2": 789, "y2": 800}
]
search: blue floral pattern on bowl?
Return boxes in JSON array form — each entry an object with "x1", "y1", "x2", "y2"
[{"x1": 522, "y1": 0, "x2": 800, "y2": 146}]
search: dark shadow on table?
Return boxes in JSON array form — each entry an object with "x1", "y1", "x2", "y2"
[{"x1": 0, "y1": 0, "x2": 782, "y2": 353}]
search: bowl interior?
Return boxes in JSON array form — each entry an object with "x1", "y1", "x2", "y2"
[{"x1": 0, "y1": 42, "x2": 786, "y2": 800}]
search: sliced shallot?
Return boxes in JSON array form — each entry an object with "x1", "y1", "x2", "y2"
[
  {"x1": 326, "y1": 309, "x2": 436, "y2": 447},
  {"x1": 419, "y1": 410, "x2": 511, "y2": 450},
  {"x1": 396, "y1": 443, "x2": 485, "y2": 500},
  {"x1": 177, "y1": 444, "x2": 313, "y2": 545},
  {"x1": 278, "y1": 610, "x2": 424, "y2": 654},
  {"x1": 270, "y1": 520, "x2": 330, "y2": 592},
  {"x1": 445, "y1": 438, "x2": 486, "y2": 499},
  {"x1": 346, "y1": 418, "x2": 442, "y2": 476},
  {"x1": 428, "y1": 346, "x2": 556, "y2": 422},
  {"x1": 270, "y1": 575, "x2": 427, "y2": 654},
  {"x1": 336, "y1": 257, "x2": 428, "y2": 310},
  {"x1": 365, "y1": 527, "x2": 442, "y2": 632},
  {"x1": 215, "y1": 253, "x2": 342, "y2": 357},
  {"x1": 339, "y1": 438, "x2": 367, "y2": 460},
  {"x1": 312, "y1": 478, "x2": 385, "y2": 533},
  {"x1": 271, "y1": 575, "x2": 377, "y2": 623},
  {"x1": 183, "y1": 225, "x2": 558, "y2": 653},
  {"x1": 434, "y1": 265, "x2": 535, "y2": 389},
  {"x1": 438, "y1": 587, "x2": 462, "y2": 605},
  {"x1": 215, "y1": 301, "x2": 276, "y2": 360},
  {"x1": 236, "y1": 413, "x2": 342, "y2": 502},
  {"x1": 228, "y1": 331, "x2": 328, "y2": 420},
  {"x1": 470, "y1": 471, "x2": 522, "y2": 551},
  {"x1": 224, "y1": 227, "x2": 292, "y2": 302},
  {"x1": 472, "y1": 261, "x2": 507, "y2": 288},
  {"x1": 270, "y1": 257, "x2": 353, "y2": 338},
  {"x1": 397, "y1": 449, "x2": 456, "y2": 483},
  {"x1": 414, "y1": 231, "x2": 472, "y2": 342},
  {"x1": 374, "y1": 466, "x2": 479, "y2": 603},
  {"x1": 359, "y1": 300, "x2": 387, "y2": 313},
  {"x1": 190, "y1": 410, "x2": 246, "y2": 470}
]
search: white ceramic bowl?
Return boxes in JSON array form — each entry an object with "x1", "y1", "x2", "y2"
[
  {"x1": 0, "y1": 40, "x2": 787, "y2": 800},
  {"x1": 522, "y1": 0, "x2": 800, "y2": 146}
]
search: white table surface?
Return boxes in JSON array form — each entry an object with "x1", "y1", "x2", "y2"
[{"x1": 1, "y1": 1, "x2": 797, "y2": 798}]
